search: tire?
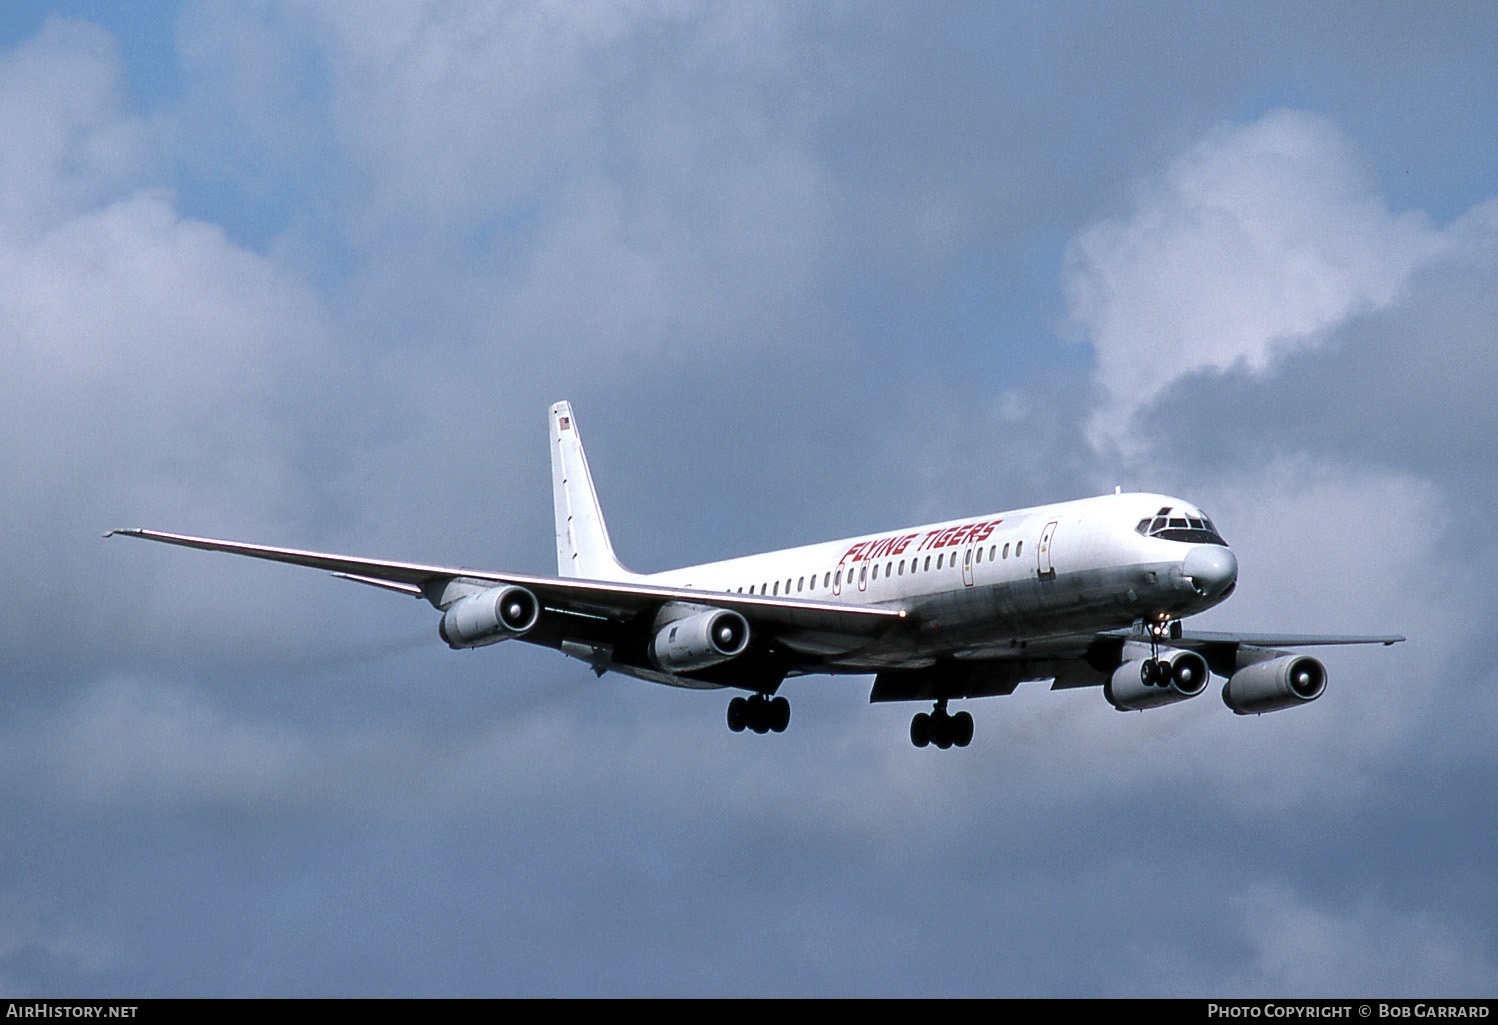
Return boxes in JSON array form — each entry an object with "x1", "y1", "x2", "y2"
[
  {"x1": 932, "y1": 716, "x2": 953, "y2": 749},
  {"x1": 726, "y1": 696, "x2": 746, "y2": 732},
  {"x1": 771, "y1": 695, "x2": 790, "y2": 733},
  {"x1": 910, "y1": 712, "x2": 931, "y2": 748},
  {"x1": 953, "y1": 710, "x2": 974, "y2": 747}
]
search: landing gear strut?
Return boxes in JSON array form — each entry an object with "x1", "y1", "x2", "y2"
[
  {"x1": 910, "y1": 699, "x2": 974, "y2": 749},
  {"x1": 1139, "y1": 618, "x2": 1177, "y2": 688},
  {"x1": 726, "y1": 694, "x2": 790, "y2": 734}
]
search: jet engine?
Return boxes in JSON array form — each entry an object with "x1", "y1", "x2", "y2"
[
  {"x1": 650, "y1": 609, "x2": 750, "y2": 673},
  {"x1": 439, "y1": 585, "x2": 541, "y2": 649},
  {"x1": 1105, "y1": 649, "x2": 1210, "y2": 711},
  {"x1": 1221, "y1": 654, "x2": 1326, "y2": 715}
]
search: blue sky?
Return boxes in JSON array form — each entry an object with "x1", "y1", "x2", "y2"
[{"x1": 2, "y1": 1, "x2": 1496, "y2": 996}]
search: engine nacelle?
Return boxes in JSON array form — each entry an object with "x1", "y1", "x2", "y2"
[
  {"x1": 649, "y1": 609, "x2": 750, "y2": 673},
  {"x1": 1106, "y1": 649, "x2": 1211, "y2": 711},
  {"x1": 439, "y1": 586, "x2": 540, "y2": 649},
  {"x1": 1221, "y1": 655, "x2": 1326, "y2": 715}
]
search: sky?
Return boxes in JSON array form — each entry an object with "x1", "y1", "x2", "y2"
[{"x1": 1, "y1": 0, "x2": 1496, "y2": 998}]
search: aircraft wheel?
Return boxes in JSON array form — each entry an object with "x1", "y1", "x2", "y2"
[
  {"x1": 910, "y1": 712, "x2": 931, "y2": 748},
  {"x1": 931, "y1": 714, "x2": 953, "y2": 749},
  {"x1": 1140, "y1": 659, "x2": 1158, "y2": 686},
  {"x1": 953, "y1": 710, "x2": 974, "y2": 747},
  {"x1": 727, "y1": 696, "x2": 747, "y2": 733},
  {"x1": 770, "y1": 695, "x2": 790, "y2": 733}
]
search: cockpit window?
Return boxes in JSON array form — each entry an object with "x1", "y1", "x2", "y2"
[{"x1": 1136, "y1": 507, "x2": 1228, "y2": 545}]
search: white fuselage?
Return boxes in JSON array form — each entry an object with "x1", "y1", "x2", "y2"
[{"x1": 635, "y1": 491, "x2": 1237, "y2": 671}]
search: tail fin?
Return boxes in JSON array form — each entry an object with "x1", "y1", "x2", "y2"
[{"x1": 550, "y1": 402, "x2": 638, "y2": 580}]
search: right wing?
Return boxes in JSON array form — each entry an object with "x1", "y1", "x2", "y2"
[{"x1": 107, "y1": 528, "x2": 909, "y2": 675}]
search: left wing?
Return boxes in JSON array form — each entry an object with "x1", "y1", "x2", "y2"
[
  {"x1": 1164, "y1": 629, "x2": 1405, "y2": 648},
  {"x1": 870, "y1": 626, "x2": 1404, "y2": 704}
]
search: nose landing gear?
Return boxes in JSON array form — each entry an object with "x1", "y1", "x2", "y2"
[
  {"x1": 910, "y1": 700, "x2": 974, "y2": 749},
  {"x1": 1139, "y1": 618, "x2": 1179, "y2": 688}
]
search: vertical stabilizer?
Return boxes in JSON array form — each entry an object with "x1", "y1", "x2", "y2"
[{"x1": 550, "y1": 402, "x2": 638, "y2": 581}]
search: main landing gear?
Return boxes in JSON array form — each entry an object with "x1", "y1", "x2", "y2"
[
  {"x1": 910, "y1": 699, "x2": 974, "y2": 749},
  {"x1": 727, "y1": 694, "x2": 790, "y2": 734}
]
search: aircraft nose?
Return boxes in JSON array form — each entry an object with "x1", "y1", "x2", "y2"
[{"x1": 1184, "y1": 545, "x2": 1238, "y2": 599}]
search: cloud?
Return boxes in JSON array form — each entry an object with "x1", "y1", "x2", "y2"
[
  {"x1": 1065, "y1": 109, "x2": 1448, "y2": 449},
  {"x1": 1230, "y1": 885, "x2": 1497, "y2": 996},
  {"x1": 7, "y1": 675, "x2": 312, "y2": 812},
  {"x1": 0, "y1": 16, "x2": 377, "y2": 676},
  {"x1": 1135, "y1": 196, "x2": 1498, "y2": 497},
  {"x1": 0, "y1": 18, "x2": 147, "y2": 239},
  {"x1": 0, "y1": 897, "x2": 116, "y2": 999}
]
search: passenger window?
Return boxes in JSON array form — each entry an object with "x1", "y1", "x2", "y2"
[
  {"x1": 924, "y1": 556, "x2": 931, "y2": 571},
  {"x1": 886, "y1": 561, "x2": 892, "y2": 577},
  {"x1": 773, "y1": 581, "x2": 779, "y2": 595},
  {"x1": 872, "y1": 564, "x2": 879, "y2": 580},
  {"x1": 824, "y1": 572, "x2": 831, "y2": 588},
  {"x1": 1016, "y1": 541, "x2": 1023, "y2": 557},
  {"x1": 975, "y1": 548, "x2": 982, "y2": 563},
  {"x1": 798, "y1": 576, "x2": 804, "y2": 592},
  {"x1": 859, "y1": 566, "x2": 867, "y2": 583},
  {"x1": 937, "y1": 554, "x2": 944, "y2": 569},
  {"x1": 898, "y1": 560, "x2": 904, "y2": 575},
  {"x1": 1003, "y1": 543, "x2": 1010, "y2": 559},
  {"x1": 989, "y1": 545, "x2": 996, "y2": 560},
  {"x1": 749, "y1": 585, "x2": 756, "y2": 595}
]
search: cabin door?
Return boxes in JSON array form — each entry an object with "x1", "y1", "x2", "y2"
[{"x1": 1038, "y1": 520, "x2": 1058, "y2": 579}]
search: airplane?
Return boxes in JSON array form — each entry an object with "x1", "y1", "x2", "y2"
[{"x1": 109, "y1": 401, "x2": 1403, "y2": 749}]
